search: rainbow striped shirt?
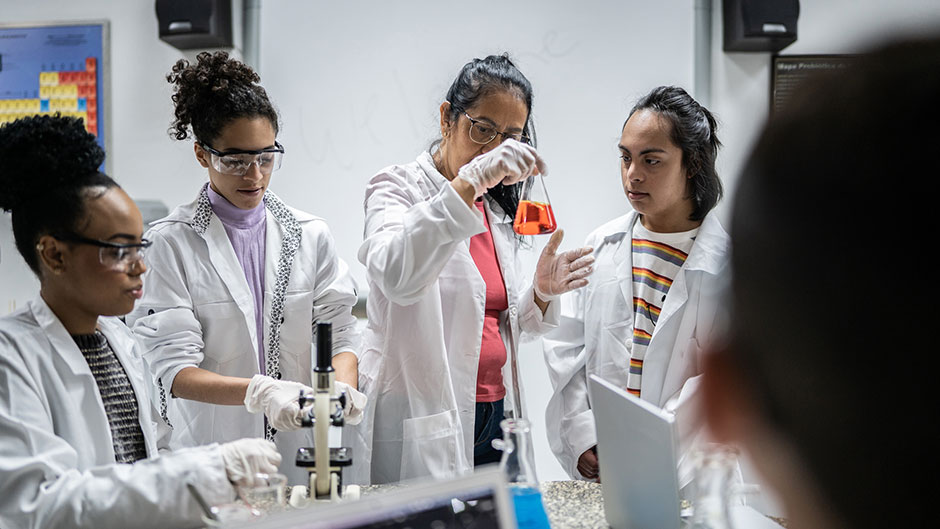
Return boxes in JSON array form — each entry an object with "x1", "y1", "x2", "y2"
[{"x1": 626, "y1": 220, "x2": 698, "y2": 398}]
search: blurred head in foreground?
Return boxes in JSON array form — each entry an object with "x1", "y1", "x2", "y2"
[{"x1": 703, "y1": 35, "x2": 939, "y2": 529}]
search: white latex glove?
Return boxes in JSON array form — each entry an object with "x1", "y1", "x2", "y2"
[
  {"x1": 220, "y1": 438, "x2": 281, "y2": 486},
  {"x1": 333, "y1": 381, "x2": 368, "y2": 426},
  {"x1": 457, "y1": 140, "x2": 547, "y2": 199},
  {"x1": 244, "y1": 374, "x2": 314, "y2": 432},
  {"x1": 534, "y1": 229, "x2": 595, "y2": 301}
]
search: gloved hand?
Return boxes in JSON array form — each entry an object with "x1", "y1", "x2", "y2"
[
  {"x1": 534, "y1": 229, "x2": 595, "y2": 301},
  {"x1": 333, "y1": 381, "x2": 368, "y2": 426},
  {"x1": 457, "y1": 140, "x2": 547, "y2": 199},
  {"x1": 244, "y1": 374, "x2": 314, "y2": 431},
  {"x1": 220, "y1": 438, "x2": 281, "y2": 486}
]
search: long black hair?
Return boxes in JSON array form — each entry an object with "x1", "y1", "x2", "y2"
[
  {"x1": 167, "y1": 51, "x2": 280, "y2": 145},
  {"x1": 434, "y1": 54, "x2": 536, "y2": 219},
  {"x1": 0, "y1": 114, "x2": 118, "y2": 275},
  {"x1": 627, "y1": 86, "x2": 722, "y2": 220}
]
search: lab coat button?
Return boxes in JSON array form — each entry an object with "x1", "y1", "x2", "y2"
[{"x1": 509, "y1": 307, "x2": 518, "y2": 317}]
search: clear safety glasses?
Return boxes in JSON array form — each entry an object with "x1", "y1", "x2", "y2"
[
  {"x1": 200, "y1": 141, "x2": 285, "y2": 176},
  {"x1": 453, "y1": 106, "x2": 531, "y2": 145},
  {"x1": 53, "y1": 233, "x2": 151, "y2": 272}
]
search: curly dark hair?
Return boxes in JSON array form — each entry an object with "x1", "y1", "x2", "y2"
[
  {"x1": 0, "y1": 114, "x2": 118, "y2": 274},
  {"x1": 166, "y1": 51, "x2": 280, "y2": 145}
]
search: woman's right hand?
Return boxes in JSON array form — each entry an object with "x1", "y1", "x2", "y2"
[
  {"x1": 456, "y1": 140, "x2": 547, "y2": 199},
  {"x1": 220, "y1": 438, "x2": 281, "y2": 486},
  {"x1": 243, "y1": 374, "x2": 314, "y2": 431}
]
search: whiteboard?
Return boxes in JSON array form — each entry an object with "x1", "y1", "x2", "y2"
[{"x1": 259, "y1": 0, "x2": 696, "y2": 291}]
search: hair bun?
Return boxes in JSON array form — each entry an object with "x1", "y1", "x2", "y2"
[
  {"x1": 167, "y1": 51, "x2": 265, "y2": 141},
  {"x1": 0, "y1": 114, "x2": 104, "y2": 212}
]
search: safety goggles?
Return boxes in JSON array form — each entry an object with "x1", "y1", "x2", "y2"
[
  {"x1": 200, "y1": 141, "x2": 285, "y2": 176},
  {"x1": 53, "y1": 233, "x2": 151, "y2": 272}
]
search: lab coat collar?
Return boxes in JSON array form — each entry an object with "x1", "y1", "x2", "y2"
[
  {"x1": 416, "y1": 151, "x2": 450, "y2": 195},
  {"x1": 611, "y1": 210, "x2": 727, "y2": 276},
  {"x1": 28, "y1": 295, "x2": 156, "y2": 455},
  {"x1": 613, "y1": 209, "x2": 728, "y2": 325},
  {"x1": 27, "y1": 295, "x2": 138, "y2": 379},
  {"x1": 28, "y1": 295, "x2": 99, "y2": 378},
  {"x1": 153, "y1": 183, "x2": 318, "y2": 228},
  {"x1": 682, "y1": 213, "x2": 729, "y2": 275},
  {"x1": 417, "y1": 151, "x2": 516, "y2": 226}
]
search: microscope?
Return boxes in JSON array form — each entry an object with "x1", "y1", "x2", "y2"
[{"x1": 289, "y1": 322, "x2": 360, "y2": 506}]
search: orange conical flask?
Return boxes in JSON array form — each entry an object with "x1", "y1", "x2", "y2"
[{"x1": 513, "y1": 173, "x2": 557, "y2": 235}]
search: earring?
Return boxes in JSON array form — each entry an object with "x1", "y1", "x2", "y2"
[{"x1": 36, "y1": 243, "x2": 44, "y2": 251}]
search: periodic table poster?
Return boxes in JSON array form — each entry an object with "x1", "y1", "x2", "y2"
[{"x1": 0, "y1": 21, "x2": 109, "y2": 170}]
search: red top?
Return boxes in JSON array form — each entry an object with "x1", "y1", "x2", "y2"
[{"x1": 470, "y1": 199, "x2": 509, "y2": 402}]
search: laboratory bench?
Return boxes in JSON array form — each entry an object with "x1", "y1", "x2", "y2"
[{"x1": 362, "y1": 480, "x2": 789, "y2": 528}]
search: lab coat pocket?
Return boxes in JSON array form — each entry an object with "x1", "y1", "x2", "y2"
[
  {"x1": 195, "y1": 300, "x2": 249, "y2": 364},
  {"x1": 400, "y1": 409, "x2": 459, "y2": 480}
]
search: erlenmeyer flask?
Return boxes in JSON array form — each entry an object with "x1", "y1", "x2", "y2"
[
  {"x1": 688, "y1": 444, "x2": 738, "y2": 529},
  {"x1": 493, "y1": 418, "x2": 551, "y2": 529},
  {"x1": 513, "y1": 173, "x2": 557, "y2": 235}
]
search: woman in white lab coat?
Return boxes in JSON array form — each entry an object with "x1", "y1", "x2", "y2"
[
  {"x1": 126, "y1": 52, "x2": 364, "y2": 485},
  {"x1": 544, "y1": 86, "x2": 729, "y2": 481},
  {"x1": 0, "y1": 115, "x2": 280, "y2": 529},
  {"x1": 350, "y1": 55, "x2": 595, "y2": 484}
]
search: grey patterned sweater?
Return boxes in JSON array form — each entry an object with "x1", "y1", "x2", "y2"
[{"x1": 72, "y1": 331, "x2": 147, "y2": 464}]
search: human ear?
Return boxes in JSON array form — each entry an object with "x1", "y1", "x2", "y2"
[
  {"x1": 439, "y1": 101, "x2": 454, "y2": 139},
  {"x1": 194, "y1": 142, "x2": 211, "y2": 169},
  {"x1": 35, "y1": 235, "x2": 67, "y2": 276}
]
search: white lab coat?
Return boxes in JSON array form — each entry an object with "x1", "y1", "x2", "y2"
[
  {"x1": 0, "y1": 296, "x2": 234, "y2": 529},
  {"x1": 347, "y1": 152, "x2": 559, "y2": 485},
  {"x1": 544, "y1": 211, "x2": 729, "y2": 481},
  {"x1": 126, "y1": 186, "x2": 359, "y2": 485}
]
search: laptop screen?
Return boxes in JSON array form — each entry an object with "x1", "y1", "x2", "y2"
[
  {"x1": 302, "y1": 486, "x2": 501, "y2": 529},
  {"x1": 235, "y1": 468, "x2": 515, "y2": 529}
]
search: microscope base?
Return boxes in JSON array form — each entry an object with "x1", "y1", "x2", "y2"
[{"x1": 287, "y1": 478, "x2": 360, "y2": 509}]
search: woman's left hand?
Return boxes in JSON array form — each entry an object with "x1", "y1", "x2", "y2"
[{"x1": 534, "y1": 229, "x2": 595, "y2": 302}]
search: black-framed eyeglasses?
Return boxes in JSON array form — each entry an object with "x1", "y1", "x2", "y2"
[
  {"x1": 53, "y1": 233, "x2": 152, "y2": 271},
  {"x1": 452, "y1": 106, "x2": 531, "y2": 145},
  {"x1": 200, "y1": 141, "x2": 286, "y2": 176}
]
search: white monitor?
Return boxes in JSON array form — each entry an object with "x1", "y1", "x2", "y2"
[{"x1": 589, "y1": 373, "x2": 681, "y2": 529}]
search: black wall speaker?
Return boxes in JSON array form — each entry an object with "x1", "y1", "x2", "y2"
[
  {"x1": 155, "y1": 0, "x2": 233, "y2": 50},
  {"x1": 723, "y1": 0, "x2": 800, "y2": 52}
]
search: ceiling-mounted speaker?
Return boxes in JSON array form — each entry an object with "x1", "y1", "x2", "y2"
[
  {"x1": 155, "y1": 0, "x2": 233, "y2": 50},
  {"x1": 723, "y1": 0, "x2": 800, "y2": 52}
]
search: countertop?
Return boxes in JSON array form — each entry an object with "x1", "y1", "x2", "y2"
[{"x1": 363, "y1": 480, "x2": 788, "y2": 529}]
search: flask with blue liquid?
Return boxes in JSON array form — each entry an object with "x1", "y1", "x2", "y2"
[{"x1": 493, "y1": 418, "x2": 552, "y2": 529}]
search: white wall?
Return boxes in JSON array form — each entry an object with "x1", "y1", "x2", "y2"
[{"x1": 2, "y1": 0, "x2": 939, "y2": 508}]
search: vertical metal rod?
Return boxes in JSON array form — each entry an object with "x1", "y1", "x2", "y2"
[
  {"x1": 243, "y1": 0, "x2": 262, "y2": 72},
  {"x1": 694, "y1": 0, "x2": 713, "y2": 107}
]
